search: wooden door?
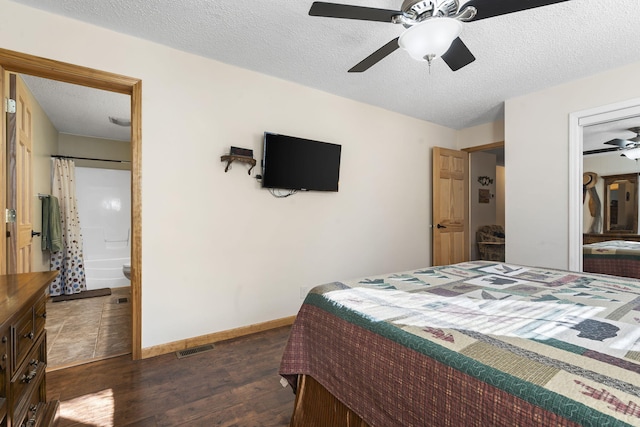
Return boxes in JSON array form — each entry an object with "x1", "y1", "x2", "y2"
[
  {"x1": 6, "y1": 74, "x2": 33, "y2": 273},
  {"x1": 15, "y1": 75, "x2": 33, "y2": 273},
  {"x1": 0, "y1": 67, "x2": 5, "y2": 274},
  {"x1": 432, "y1": 147, "x2": 469, "y2": 266}
]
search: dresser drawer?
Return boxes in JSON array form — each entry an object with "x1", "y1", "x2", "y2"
[
  {"x1": 15, "y1": 387, "x2": 41, "y2": 427},
  {"x1": 0, "y1": 328, "x2": 9, "y2": 372},
  {"x1": 33, "y1": 295, "x2": 47, "y2": 340},
  {"x1": 11, "y1": 333, "x2": 45, "y2": 419},
  {"x1": 0, "y1": 325, "x2": 9, "y2": 425},
  {"x1": 0, "y1": 271, "x2": 59, "y2": 427},
  {"x1": 15, "y1": 400, "x2": 58, "y2": 427},
  {"x1": 12, "y1": 307, "x2": 35, "y2": 375}
]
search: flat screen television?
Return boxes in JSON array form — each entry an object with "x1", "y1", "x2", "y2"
[{"x1": 261, "y1": 132, "x2": 341, "y2": 192}]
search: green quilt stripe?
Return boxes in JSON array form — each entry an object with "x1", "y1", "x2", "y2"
[
  {"x1": 532, "y1": 337, "x2": 587, "y2": 355},
  {"x1": 304, "y1": 293, "x2": 632, "y2": 427}
]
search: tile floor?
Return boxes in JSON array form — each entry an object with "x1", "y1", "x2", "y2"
[{"x1": 46, "y1": 286, "x2": 132, "y2": 371}]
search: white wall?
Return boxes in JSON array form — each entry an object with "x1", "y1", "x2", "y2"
[
  {"x1": 506, "y1": 61, "x2": 640, "y2": 269},
  {"x1": 0, "y1": 0, "x2": 458, "y2": 348},
  {"x1": 27, "y1": 76, "x2": 58, "y2": 272},
  {"x1": 457, "y1": 120, "x2": 504, "y2": 149},
  {"x1": 58, "y1": 134, "x2": 131, "y2": 170}
]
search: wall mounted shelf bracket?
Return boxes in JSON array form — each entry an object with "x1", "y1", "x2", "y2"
[{"x1": 221, "y1": 155, "x2": 256, "y2": 175}]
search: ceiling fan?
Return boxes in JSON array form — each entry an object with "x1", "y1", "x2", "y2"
[
  {"x1": 309, "y1": 0, "x2": 572, "y2": 72},
  {"x1": 583, "y1": 127, "x2": 640, "y2": 157}
]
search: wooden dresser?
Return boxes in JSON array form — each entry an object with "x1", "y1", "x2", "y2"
[{"x1": 0, "y1": 272, "x2": 59, "y2": 427}]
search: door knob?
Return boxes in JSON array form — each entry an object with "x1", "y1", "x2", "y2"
[
  {"x1": 31, "y1": 230, "x2": 41, "y2": 237},
  {"x1": 437, "y1": 224, "x2": 447, "y2": 229}
]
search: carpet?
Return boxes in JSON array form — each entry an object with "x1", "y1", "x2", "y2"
[{"x1": 51, "y1": 288, "x2": 111, "y2": 302}]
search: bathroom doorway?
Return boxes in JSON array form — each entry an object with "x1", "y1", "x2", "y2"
[
  {"x1": 19, "y1": 73, "x2": 133, "y2": 368},
  {"x1": 0, "y1": 48, "x2": 143, "y2": 362}
]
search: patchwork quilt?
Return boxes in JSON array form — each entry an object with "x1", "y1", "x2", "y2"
[
  {"x1": 584, "y1": 240, "x2": 640, "y2": 279},
  {"x1": 584, "y1": 240, "x2": 640, "y2": 254},
  {"x1": 280, "y1": 261, "x2": 640, "y2": 426}
]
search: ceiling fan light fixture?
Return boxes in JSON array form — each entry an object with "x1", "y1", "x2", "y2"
[
  {"x1": 108, "y1": 116, "x2": 131, "y2": 127},
  {"x1": 622, "y1": 147, "x2": 640, "y2": 160},
  {"x1": 398, "y1": 17, "x2": 462, "y2": 61}
]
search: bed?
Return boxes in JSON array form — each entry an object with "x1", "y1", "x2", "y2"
[
  {"x1": 583, "y1": 240, "x2": 640, "y2": 279},
  {"x1": 279, "y1": 261, "x2": 640, "y2": 427}
]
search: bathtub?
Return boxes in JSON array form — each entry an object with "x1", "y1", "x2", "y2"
[{"x1": 84, "y1": 257, "x2": 130, "y2": 290}]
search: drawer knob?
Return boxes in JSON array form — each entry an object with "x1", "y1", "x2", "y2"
[
  {"x1": 41, "y1": 312, "x2": 47, "y2": 319},
  {"x1": 20, "y1": 370, "x2": 36, "y2": 383},
  {"x1": 22, "y1": 405, "x2": 38, "y2": 427},
  {"x1": 23, "y1": 332, "x2": 34, "y2": 340},
  {"x1": 1, "y1": 336, "x2": 6, "y2": 343},
  {"x1": 20, "y1": 360, "x2": 39, "y2": 383}
]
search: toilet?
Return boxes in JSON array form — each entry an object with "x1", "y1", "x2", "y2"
[{"x1": 123, "y1": 263, "x2": 131, "y2": 280}]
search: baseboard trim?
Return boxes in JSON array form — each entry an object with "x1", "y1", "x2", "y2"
[{"x1": 140, "y1": 315, "x2": 296, "y2": 359}]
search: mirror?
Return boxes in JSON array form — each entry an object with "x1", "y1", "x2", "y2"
[{"x1": 603, "y1": 173, "x2": 638, "y2": 234}]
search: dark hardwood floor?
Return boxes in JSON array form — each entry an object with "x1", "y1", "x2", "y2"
[{"x1": 46, "y1": 326, "x2": 295, "y2": 426}]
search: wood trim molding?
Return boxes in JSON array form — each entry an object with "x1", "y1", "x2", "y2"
[
  {"x1": 569, "y1": 98, "x2": 640, "y2": 272},
  {"x1": 0, "y1": 48, "x2": 137, "y2": 94},
  {"x1": 0, "y1": 48, "x2": 143, "y2": 360},
  {"x1": 462, "y1": 141, "x2": 504, "y2": 153},
  {"x1": 130, "y1": 80, "x2": 142, "y2": 360},
  {"x1": 140, "y1": 316, "x2": 296, "y2": 359}
]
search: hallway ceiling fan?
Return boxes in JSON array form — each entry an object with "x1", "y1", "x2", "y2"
[
  {"x1": 583, "y1": 127, "x2": 640, "y2": 156},
  {"x1": 309, "y1": 0, "x2": 572, "y2": 72}
]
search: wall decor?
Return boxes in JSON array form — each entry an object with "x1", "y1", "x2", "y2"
[
  {"x1": 221, "y1": 146, "x2": 256, "y2": 174},
  {"x1": 478, "y1": 176, "x2": 493, "y2": 186},
  {"x1": 479, "y1": 189, "x2": 491, "y2": 203},
  {"x1": 583, "y1": 172, "x2": 602, "y2": 234}
]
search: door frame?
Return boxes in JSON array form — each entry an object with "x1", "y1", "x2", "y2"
[
  {"x1": 1, "y1": 66, "x2": 5, "y2": 275},
  {"x1": 0, "y1": 48, "x2": 143, "y2": 360},
  {"x1": 568, "y1": 97, "x2": 640, "y2": 272},
  {"x1": 463, "y1": 141, "x2": 505, "y2": 260}
]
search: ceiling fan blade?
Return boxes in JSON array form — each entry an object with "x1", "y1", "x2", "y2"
[
  {"x1": 462, "y1": 0, "x2": 571, "y2": 21},
  {"x1": 583, "y1": 147, "x2": 620, "y2": 155},
  {"x1": 604, "y1": 138, "x2": 634, "y2": 148},
  {"x1": 441, "y1": 38, "x2": 476, "y2": 71},
  {"x1": 309, "y1": 2, "x2": 401, "y2": 23},
  {"x1": 348, "y1": 38, "x2": 399, "y2": 73}
]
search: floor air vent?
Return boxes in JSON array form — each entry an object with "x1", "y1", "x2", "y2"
[{"x1": 176, "y1": 344, "x2": 215, "y2": 359}]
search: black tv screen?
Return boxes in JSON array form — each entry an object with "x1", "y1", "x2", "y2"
[{"x1": 261, "y1": 132, "x2": 341, "y2": 192}]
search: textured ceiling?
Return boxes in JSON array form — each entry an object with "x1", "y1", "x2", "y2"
[
  {"x1": 10, "y1": 0, "x2": 640, "y2": 147},
  {"x1": 21, "y1": 75, "x2": 131, "y2": 141}
]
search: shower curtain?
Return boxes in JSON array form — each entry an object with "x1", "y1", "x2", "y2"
[{"x1": 49, "y1": 159, "x2": 87, "y2": 296}]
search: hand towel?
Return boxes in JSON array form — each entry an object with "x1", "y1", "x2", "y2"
[
  {"x1": 41, "y1": 197, "x2": 50, "y2": 251},
  {"x1": 42, "y1": 196, "x2": 62, "y2": 252}
]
